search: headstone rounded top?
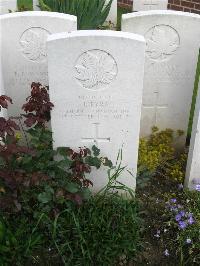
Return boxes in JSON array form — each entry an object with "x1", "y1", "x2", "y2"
[
  {"x1": 0, "y1": 11, "x2": 77, "y2": 22},
  {"x1": 47, "y1": 30, "x2": 145, "y2": 43},
  {"x1": 122, "y1": 10, "x2": 200, "y2": 20}
]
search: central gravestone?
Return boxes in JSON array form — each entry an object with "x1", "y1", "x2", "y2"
[
  {"x1": 0, "y1": 11, "x2": 77, "y2": 117},
  {"x1": 122, "y1": 11, "x2": 200, "y2": 143},
  {"x1": 47, "y1": 30, "x2": 145, "y2": 192}
]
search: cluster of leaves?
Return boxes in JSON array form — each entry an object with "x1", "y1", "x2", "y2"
[
  {"x1": 0, "y1": 82, "x2": 112, "y2": 215},
  {"x1": 17, "y1": 0, "x2": 33, "y2": 11},
  {"x1": 0, "y1": 84, "x2": 141, "y2": 265},
  {"x1": 137, "y1": 126, "x2": 186, "y2": 186},
  {"x1": 38, "y1": 0, "x2": 113, "y2": 29},
  {"x1": 136, "y1": 129, "x2": 199, "y2": 266}
]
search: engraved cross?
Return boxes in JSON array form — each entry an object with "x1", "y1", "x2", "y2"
[
  {"x1": 143, "y1": 92, "x2": 168, "y2": 125},
  {"x1": 81, "y1": 123, "x2": 110, "y2": 146}
]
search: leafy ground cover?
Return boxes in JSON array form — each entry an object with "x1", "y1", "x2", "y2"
[
  {"x1": 17, "y1": 0, "x2": 33, "y2": 11},
  {"x1": 0, "y1": 83, "x2": 140, "y2": 265},
  {"x1": 0, "y1": 83, "x2": 199, "y2": 265},
  {"x1": 136, "y1": 128, "x2": 200, "y2": 265}
]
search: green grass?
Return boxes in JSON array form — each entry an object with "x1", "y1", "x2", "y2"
[
  {"x1": 188, "y1": 50, "x2": 200, "y2": 137},
  {"x1": 17, "y1": 0, "x2": 33, "y2": 10}
]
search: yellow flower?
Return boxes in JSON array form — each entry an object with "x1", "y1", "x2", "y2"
[{"x1": 15, "y1": 132, "x2": 22, "y2": 141}]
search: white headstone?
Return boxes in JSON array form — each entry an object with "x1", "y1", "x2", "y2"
[
  {"x1": 106, "y1": 0, "x2": 117, "y2": 25},
  {"x1": 33, "y1": 0, "x2": 40, "y2": 11},
  {"x1": 0, "y1": 0, "x2": 17, "y2": 14},
  {"x1": 47, "y1": 30, "x2": 145, "y2": 192},
  {"x1": 133, "y1": 0, "x2": 168, "y2": 11},
  {"x1": 0, "y1": 11, "x2": 77, "y2": 117},
  {"x1": 122, "y1": 11, "x2": 200, "y2": 142},
  {"x1": 0, "y1": 22, "x2": 6, "y2": 118},
  {"x1": 185, "y1": 81, "x2": 200, "y2": 190}
]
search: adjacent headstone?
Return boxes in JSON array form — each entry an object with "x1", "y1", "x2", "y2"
[
  {"x1": 0, "y1": 0, "x2": 17, "y2": 14},
  {"x1": 0, "y1": 11, "x2": 77, "y2": 117},
  {"x1": 133, "y1": 0, "x2": 168, "y2": 11},
  {"x1": 33, "y1": 0, "x2": 40, "y2": 11},
  {"x1": 185, "y1": 81, "x2": 200, "y2": 190},
  {"x1": 0, "y1": 64, "x2": 7, "y2": 118},
  {"x1": 0, "y1": 22, "x2": 6, "y2": 118},
  {"x1": 106, "y1": 0, "x2": 117, "y2": 25},
  {"x1": 47, "y1": 30, "x2": 145, "y2": 192},
  {"x1": 122, "y1": 11, "x2": 200, "y2": 142}
]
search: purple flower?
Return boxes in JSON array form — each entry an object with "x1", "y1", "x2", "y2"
[
  {"x1": 171, "y1": 198, "x2": 177, "y2": 203},
  {"x1": 178, "y1": 221, "x2": 187, "y2": 229},
  {"x1": 164, "y1": 249, "x2": 170, "y2": 256},
  {"x1": 195, "y1": 184, "x2": 200, "y2": 192},
  {"x1": 186, "y1": 238, "x2": 192, "y2": 244},
  {"x1": 175, "y1": 214, "x2": 182, "y2": 221},
  {"x1": 188, "y1": 216, "x2": 195, "y2": 225},
  {"x1": 180, "y1": 210, "x2": 186, "y2": 217}
]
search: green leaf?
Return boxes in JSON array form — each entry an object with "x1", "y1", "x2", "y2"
[
  {"x1": 81, "y1": 188, "x2": 92, "y2": 200},
  {"x1": 85, "y1": 156, "x2": 101, "y2": 169},
  {"x1": 65, "y1": 182, "x2": 80, "y2": 193},
  {"x1": 92, "y1": 145, "x2": 100, "y2": 156},
  {"x1": 103, "y1": 157, "x2": 113, "y2": 168},
  {"x1": 37, "y1": 191, "x2": 52, "y2": 204},
  {"x1": 58, "y1": 159, "x2": 72, "y2": 168}
]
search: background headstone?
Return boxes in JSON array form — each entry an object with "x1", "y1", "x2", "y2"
[
  {"x1": 122, "y1": 11, "x2": 200, "y2": 143},
  {"x1": 0, "y1": 0, "x2": 17, "y2": 14},
  {"x1": 47, "y1": 30, "x2": 145, "y2": 192},
  {"x1": 33, "y1": 0, "x2": 40, "y2": 11},
  {"x1": 0, "y1": 56, "x2": 6, "y2": 118},
  {"x1": 0, "y1": 11, "x2": 77, "y2": 117},
  {"x1": 133, "y1": 0, "x2": 168, "y2": 11},
  {"x1": 106, "y1": 0, "x2": 117, "y2": 25},
  {"x1": 185, "y1": 81, "x2": 200, "y2": 190}
]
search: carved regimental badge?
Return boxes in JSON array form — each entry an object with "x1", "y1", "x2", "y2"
[
  {"x1": 75, "y1": 49, "x2": 118, "y2": 90},
  {"x1": 20, "y1": 27, "x2": 50, "y2": 62},
  {"x1": 145, "y1": 25, "x2": 180, "y2": 62}
]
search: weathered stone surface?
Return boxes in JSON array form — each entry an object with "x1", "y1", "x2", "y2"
[
  {"x1": 122, "y1": 11, "x2": 200, "y2": 143},
  {"x1": 0, "y1": 0, "x2": 17, "y2": 14},
  {"x1": 47, "y1": 30, "x2": 145, "y2": 192},
  {"x1": 106, "y1": 0, "x2": 117, "y2": 25},
  {"x1": 185, "y1": 81, "x2": 200, "y2": 190},
  {"x1": 0, "y1": 11, "x2": 76, "y2": 117}
]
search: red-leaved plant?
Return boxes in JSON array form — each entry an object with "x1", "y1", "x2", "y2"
[
  {"x1": 0, "y1": 82, "x2": 112, "y2": 213},
  {"x1": 22, "y1": 82, "x2": 54, "y2": 127}
]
